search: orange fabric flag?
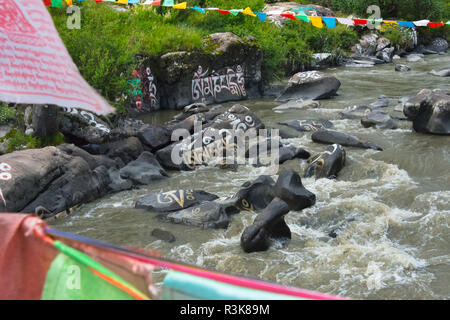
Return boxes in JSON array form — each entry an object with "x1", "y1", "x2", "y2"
[{"x1": 309, "y1": 16, "x2": 323, "y2": 28}]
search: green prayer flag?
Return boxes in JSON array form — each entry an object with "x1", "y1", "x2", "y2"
[
  {"x1": 295, "y1": 14, "x2": 310, "y2": 23},
  {"x1": 229, "y1": 9, "x2": 241, "y2": 16},
  {"x1": 51, "y1": 0, "x2": 62, "y2": 7},
  {"x1": 162, "y1": 0, "x2": 174, "y2": 6}
]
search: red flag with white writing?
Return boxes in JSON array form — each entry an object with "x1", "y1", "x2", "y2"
[{"x1": 0, "y1": 0, "x2": 114, "y2": 115}]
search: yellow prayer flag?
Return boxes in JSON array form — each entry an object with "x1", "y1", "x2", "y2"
[
  {"x1": 173, "y1": 2, "x2": 187, "y2": 9},
  {"x1": 65, "y1": 0, "x2": 72, "y2": 6},
  {"x1": 382, "y1": 20, "x2": 399, "y2": 25},
  {"x1": 116, "y1": 0, "x2": 128, "y2": 4},
  {"x1": 242, "y1": 7, "x2": 257, "y2": 17},
  {"x1": 309, "y1": 16, "x2": 323, "y2": 28}
]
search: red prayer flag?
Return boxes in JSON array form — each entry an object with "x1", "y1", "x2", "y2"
[
  {"x1": 42, "y1": 0, "x2": 51, "y2": 5},
  {"x1": 428, "y1": 21, "x2": 444, "y2": 28},
  {"x1": 0, "y1": 0, "x2": 114, "y2": 115},
  {"x1": 280, "y1": 13, "x2": 297, "y2": 20},
  {"x1": 217, "y1": 10, "x2": 230, "y2": 15},
  {"x1": 353, "y1": 19, "x2": 368, "y2": 25}
]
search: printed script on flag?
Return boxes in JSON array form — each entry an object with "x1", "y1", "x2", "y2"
[{"x1": 0, "y1": 0, "x2": 114, "y2": 115}]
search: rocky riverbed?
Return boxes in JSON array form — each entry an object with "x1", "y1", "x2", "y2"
[{"x1": 35, "y1": 52, "x2": 450, "y2": 299}]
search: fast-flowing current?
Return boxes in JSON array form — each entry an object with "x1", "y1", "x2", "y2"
[{"x1": 49, "y1": 53, "x2": 450, "y2": 300}]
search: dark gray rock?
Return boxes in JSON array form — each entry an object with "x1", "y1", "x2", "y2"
[
  {"x1": 31, "y1": 105, "x2": 59, "y2": 139},
  {"x1": 107, "y1": 168, "x2": 133, "y2": 192},
  {"x1": 279, "y1": 145, "x2": 310, "y2": 164},
  {"x1": 273, "y1": 169, "x2": 316, "y2": 211},
  {"x1": 135, "y1": 190, "x2": 219, "y2": 212},
  {"x1": 361, "y1": 110, "x2": 398, "y2": 129},
  {"x1": 163, "y1": 201, "x2": 233, "y2": 229},
  {"x1": 60, "y1": 108, "x2": 111, "y2": 144},
  {"x1": 273, "y1": 100, "x2": 320, "y2": 111},
  {"x1": 103, "y1": 137, "x2": 144, "y2": 164},
  {"x1": 311, "y1": 130, "x2": 383, "y2": 151},
  {"x1": 369, "y1": 95, "x2": 389, "y2": 109},
  {"x1": 137, "y1": 126, "x2": 172, "y2": 151},
  {"x1": 229, "y1": 175, "x2": 276, "y2": 211},
  {"x1": 119, "y1": 152, "x2": 168, "y2": 185},
  {"x1": 151, "y1": 228, "x2": 176, "y2": 242},
  {"x1": 425, "y1": 38, "x2": 448, "y2": 53},
  {"x1": 340, "y1": 105, "x2": 373, "y2": 120},
  {"x1": 280, "y1": 119, "x2": 333, "y2": 132},
  {"x1": 395, "y1": 64, "x2": 411, "y2": 72},
  {"x1": 403, "y1": 88, "x2": 450, "y2": 135},
  {"x1": 276, "y1": 71, "x2": 341, "y2": 102},
  {"x1": 240, "y1": 198, "x2": 291, "y2": 253},
  {"x1": 305, "y1": 144, "x2": 346, "y2": 179}
]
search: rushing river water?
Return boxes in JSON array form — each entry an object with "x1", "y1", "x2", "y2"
[{"x1": 49, "y1": 53, "x2": 450, "y2": 300}]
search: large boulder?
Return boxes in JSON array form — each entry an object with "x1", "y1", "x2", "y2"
[
  {"x1": 305, "y1": 144, "x2": 346, "y2": 179},
  {"x1": 276, "y1": 71, "x2": 341, "y2": 102},
  {"x1": 263, "y1": 2, "x2": 334, "y2": 27},
  {"x1": 425, "y1": 38, "x2": 448, "y2": 53},
  {"x1": 131, "y1": 32, "x2": 263, "y2": 111},
  {"x1": 119, "y1": 152, "x2": 168, "y2": 185},
  {"x1": 135, "y1": 190, "x2": 219, "y2": 212},
  {"x1": 240, "y1": 198, "x2": 291, "y2": 253},
  {"x1": 403, "y1": 89, "x2": 450, "y2": 135},
  {"x1": 0, "y1": 146, "x2": 110, "y2": 215},
  {"x1": 59, "y1": 107, "x2": 111, "y2": 144}
]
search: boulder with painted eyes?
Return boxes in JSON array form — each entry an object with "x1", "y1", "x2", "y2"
[
  {"x1": 240, "y1": 198, "x2": 291, "y2": 253},
  {"x1": 305, "y1": 144, "x2": 346, "y2": 179},
  {"x1": 223, "y1": 175, "x2": 276, "y2": 212},
  {"x1": 273, "y1": 169, "x2": 316, "y2": 211},
  {"x1": 280, "y1": 119, "x2": 333, "y2": 132},
  {"x1": 209, "y1": 104, "x2": 264, "y2": 132},
  {"x1": 135, "y1": 189, "x2": 219, "y2": 212},
  {"x1": 311, "y1": 130, "x2": 383, "y2": 151}
]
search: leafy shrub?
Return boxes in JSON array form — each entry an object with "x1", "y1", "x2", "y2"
[{"x1": 0, "y1": 104, "x2": 17, "y2": 125}]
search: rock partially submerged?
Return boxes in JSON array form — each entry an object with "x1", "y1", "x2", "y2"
[
  {"x1": 119, "y1": 152, "x2": 168, "y2": 185},
  {"x1": 429, "y1": 69, "x2": 450, "y2": 77},
  {"x1": 135, "y1": 190, "x2": 219, "y2": 212},
  {"x1": 403, "y1": 88, "x2": 450, "y2": 135},
  {"x1": 280, "y1": 119, "x2": 333, "y2": 132},
  {"x1": 305, "y1": 144, "x2": 346, "y2": 179},
  {"x1": 276, "y1": 71, "x2": 341, "y2": 102},
  {"x1": 361, "y1": 110, "x2": 398, "y2": 129},
  {"x1": 311, "y1": 130, "x2": 383, "y2": 151},
  {"x1": 240, "y1": 198, "x2": 290, "y2": 253}
]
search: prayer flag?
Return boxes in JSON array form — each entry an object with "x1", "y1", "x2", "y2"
[
  {"x1": 397, "y1": 21, "x2": 415, "y2": 28},
  {"x1": 353, "y1": 19, "x2": 368, "y2": 25},
  {"x1": 162, "y1": 0, "x2": 173, "y2": 6},
  {"x1": 296, "y1": 14, "x2": 310, "y2": 23},
  {"x1": 173, "y1": 2, "x2": 186, "y2": 9},
  {"x1": 428, "y1": 21, "x2": 444, "y2": 28},
  {"x1": 309, "y1": 16, "x2": 323, "y2": 28},
  {"x1": 191, "y1": 6, "x2": 205, "y2": 13},
  {"x1": 336, "y1": 17, "x2": 354, "y2": 26},
  {"x1": 51, "y1": 0, "x2": 62, "y2": 7},
  {"x1": 242, "y1": 7, "x2": 256, "y2": 17},
  {"x1": 413, "y1": 20, "x2": 430, "y2": 27},
  {"x1": 229, "y1": 9, "x2": 241, "y2": 16},
  {"x1": 255, "y1": 12, "x2": 266, "y2": 22},
  {"x1": 281, "y1": 13, "x2": 296, "y2": 20},
  {"x1": 0, "y1": 0, "x2": 114, "y2": 115},
  {"x1": 217, "y1": 10, "x2": 230, "y2": 15},
  {"x1": 322, "y1": 17, "x2": 336, "y2": 29}
]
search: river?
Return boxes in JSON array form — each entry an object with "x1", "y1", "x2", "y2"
[{"x1": 49, "y1": 53, "x2": 450, "y2": 300}]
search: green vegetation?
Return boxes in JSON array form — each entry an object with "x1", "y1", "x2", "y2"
[
  {"x1": 49, "y1": 0, "x2": 358, "y2": 106},
  {"x1": 1, "y1": 128, "x2": 66, "y2": 153},
  {"x1": 0, "y1": 104, "x2": 18, "y2": 125}
]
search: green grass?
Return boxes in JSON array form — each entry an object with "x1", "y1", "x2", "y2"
[
  {"x1": 0, "y1": 104, "x2": 18, "y2": 125},
  {"x1": 1, "y1": 128, "x2": 66, "y2": 153}
]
